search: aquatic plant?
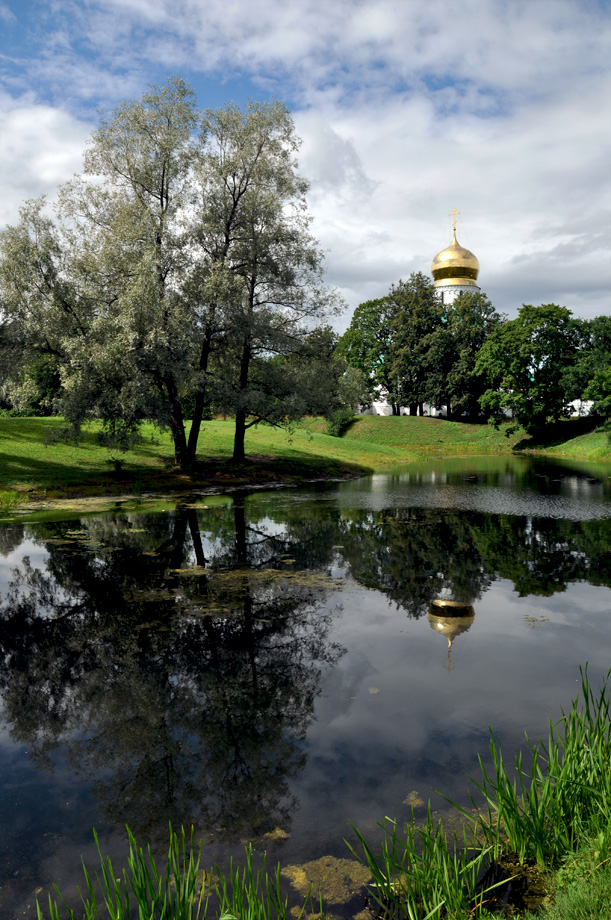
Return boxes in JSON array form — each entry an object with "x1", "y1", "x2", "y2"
[
  {"x1": 36, "y1": 826, "x2": 313, "y2": 920},
  {"x1": 0, "y1": 489, "x2": 24, "y2": 510},
  {"x1": 349, "y1": 807, "x2": 495, "y2": 919},
  {"x1": 450, "y1": 665, "x2": 611, "y2": 870}
]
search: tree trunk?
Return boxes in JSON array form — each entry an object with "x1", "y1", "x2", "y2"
[
  {"x1": 186, "y1": 331, "x2": 213, "y2": 466},
  {"x1": 233, "y1": 408, "x2": 247, "y2": 463},
  {"x1": 166, "y1": 376, "x2": 189, "y2": 469},
  {"x1": 232, "y1": 339, "x2": 251, "y2": 463},
  {"x1": 418, "y1": 402, "x2": 424, "y2": 416},
  {"x1": 409, "y1": 403, "x2": 418, "y2": 416},
  {"x1": 187, "y1": 509, "x2": 207, "y2": 567}
]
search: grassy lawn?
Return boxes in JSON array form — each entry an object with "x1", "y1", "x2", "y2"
[
  {"x1": 0, "y1": 416, "x2": 399, "y2": 500},
  {"x1": 0, "y1": 415, "x2": 608, "y2": 505}
]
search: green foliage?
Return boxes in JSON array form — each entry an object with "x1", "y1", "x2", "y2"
[
  {"x1": 37, "y1": 826, "x2": 313, "y2": 920},
  {"x1": 476, "y1": 304, "x2": 582, "y2": 433},
  {"x1": 337, "y1": 297, "x2": 401, "y2": 409},
  {"x1": 389, "y1": 272, "x2": 442, "y2": 413},
  {"x1": 326, "y1": 407, "x2": 355, "y2": 437},
  {"x1": 434, "y1": 291, "x2": 505, "y2": 420},
  {"x1": 562, "y1": 315, "x2": 611, "y2": 410},
  {"x1": 337, "y1": 364, "x2": 370, "y2": 410},
  {"x1": 339, "y1": 277, "x2": 504, "y2": 420},
  {"x1": 446, "y1": 666, "x2": 611, "y2": 871},
  {"x1": 584, "y1": 365, "x2": 611, "y2": 418},
  {"x1": 0, "y1": 79, "x2": 340, "y2": 471}
]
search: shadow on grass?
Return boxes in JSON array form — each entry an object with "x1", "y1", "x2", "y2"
[{"x1": 513, "y1": 417, "x2": 606, "y2": 451}]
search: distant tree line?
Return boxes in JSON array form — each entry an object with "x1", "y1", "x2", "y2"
[
  {"x1": 337, "y1": 272, "x2": 611, "y2": 433},
  {"x1": 0, "y1": 77, "x2": 347, "y2": 467}
]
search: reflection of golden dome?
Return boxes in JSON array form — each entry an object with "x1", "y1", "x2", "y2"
[
  {"x1": 428, "y1": 600, "x2": 475, "y2": 672},
  {"x1": 431, "y1": 231, "x2": 479, "y2": 286}
]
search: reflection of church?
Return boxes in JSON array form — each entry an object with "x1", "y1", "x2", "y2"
[{"x1": 364, "y1": 208, "x2": 481, "y2": 417}]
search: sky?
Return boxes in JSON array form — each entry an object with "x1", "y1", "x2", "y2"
[{"x1": 0, "y1": 0, "x2": 610, "y2": 328}]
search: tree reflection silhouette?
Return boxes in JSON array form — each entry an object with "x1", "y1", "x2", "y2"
[
  {"x1": 338, "y1": 508, "x2": 492, "y2": 616},
  {"x1": 0, "y1": 499, "x2": 343, "y2": 843}
]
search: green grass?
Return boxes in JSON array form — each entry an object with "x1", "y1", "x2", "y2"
[
  {"x1": 0, "y1": 415, "x2": 608, "y2": 507},
  {"x1": 518, "y1": 831, "x2": 611, "y2": 920},
  {"x1": 530, "y1": 420, "x2": 611, "y2": 461}
]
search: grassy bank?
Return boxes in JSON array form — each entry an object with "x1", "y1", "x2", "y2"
[
  {"x1": 0, "y1": 415, "x2": 608, "y2": 506},
  {"x1": 312, "y1": 414, "x2": 610, "y2": 462},
  {"x1": 37, "y1": 668, "x2": 611, "y2": 919}
]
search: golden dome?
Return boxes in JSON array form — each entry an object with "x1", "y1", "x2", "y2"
[{"x1": 431, "y1": 230, "x2": 479, "y2": 285}]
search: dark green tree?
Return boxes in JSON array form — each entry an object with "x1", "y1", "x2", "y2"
[
  {"x1": 475, "y1": 304, "x2": 581, "y2": 432},
  {"x1": 427, "y1": 292, "x2": 505, "y2": 420},
  {"x1": 562, "y1": 315, "x2": 611, "y2": 417},
  {"x1": 389, "y1": 272, "x2": 443, "y2": 415},
  {"x1": 336, "y1": 297, "x2": 402, "y2": 412}
]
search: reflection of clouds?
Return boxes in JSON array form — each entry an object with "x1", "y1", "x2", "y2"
[{"x1": 339, "y1": 481, "x2": 611, "y2": 521}]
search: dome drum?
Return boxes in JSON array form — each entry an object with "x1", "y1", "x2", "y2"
[{"x1": 432, "y1": 265, "x2": 479, "y2": 282}]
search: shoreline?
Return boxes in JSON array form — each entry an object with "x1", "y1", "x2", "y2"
[{"x1": 3, "y1": 447, "x2": 610, "y2": 523}]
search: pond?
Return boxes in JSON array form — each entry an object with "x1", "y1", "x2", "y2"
[{"x1": 0, "y1": 455, "x2": 610, "y2": 917}]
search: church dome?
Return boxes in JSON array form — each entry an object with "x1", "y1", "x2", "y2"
[{"x1": 431, "y1": 230, "x2": 479, "y2": 285}]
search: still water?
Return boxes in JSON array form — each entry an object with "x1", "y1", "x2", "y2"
[{"x1": 0, "y1": 455, "x2": 610, "y2": 916}]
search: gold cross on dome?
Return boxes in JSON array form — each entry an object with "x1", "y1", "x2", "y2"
[{"x1": 449, "y1": 207, "x2": 460, "y2": 231}]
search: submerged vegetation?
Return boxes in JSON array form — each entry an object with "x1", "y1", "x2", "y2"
[{"x1": 37, "y1": 668, "x2": 611, "y2": 919}]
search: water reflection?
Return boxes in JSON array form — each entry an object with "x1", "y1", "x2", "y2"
[
  {"x1": 428, "y1": 601, "x2": 475, "y2": 672},
  {"x1": 0, "y1": 463, "x2": 609, "y2": 913},
  {"x1": 0, "y1": 499, "x2": 343, "y2": 843}
]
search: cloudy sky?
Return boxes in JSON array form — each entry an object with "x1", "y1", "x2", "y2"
[{"x1": 0, "y1": 0, "x2": 609, "y2": 326}]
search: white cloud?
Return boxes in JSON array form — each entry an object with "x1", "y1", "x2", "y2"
[
  {"x1": 0, "y1": 95, "x2": 90, "y2": 226},
  {"x1": 0, "y1": 0, "x2": 609, "y2": 320}
]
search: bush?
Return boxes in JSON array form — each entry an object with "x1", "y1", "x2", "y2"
[{"x1": 326, "y1": 407, "x2": 355, "y2": 437}]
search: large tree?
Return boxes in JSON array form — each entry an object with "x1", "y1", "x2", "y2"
[
  {"x1": 0, "y1": 79, "x2": 340, "y2": 468},
  {"x1": 196, "y1": 103, "x2": 341, "y2": 461},
  {"x1": 561, "y1": 315, "x2": 611, "y2": 416},
  {"x1": 426, "y1": 291, "x2": 505, "y2": 420},
  {"x1": 475, "y1": 303, "x2": 581, "y2": 432},
  {"x1": 336, "y1": 297, "x2": 402, "y2": 412},
  {"x1": 389, "y1": 272, "x2": 443, "y2": 415}
]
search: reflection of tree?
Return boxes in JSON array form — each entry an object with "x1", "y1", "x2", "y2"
[
  {"x1": 338, "y1": 508, "x2": 491, "y2": 618},
  {"x1": 469, "y1": 516, "x2": 611, "y2": 596},
  {"x1": 0, "y1": 496, "x2": 608, "y2": 843},
  {"x1": 336, "y1": 507, "x2": 611, "y2": 609},
  {"x1": 0, "y1": 500, "x2": 343, "y2": 842},
  {"x1": 0, "y1": 523, "x2": 25, "y2": 556}
]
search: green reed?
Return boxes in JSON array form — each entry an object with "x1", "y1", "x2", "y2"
[
  {"x1": 448, "y1": 666, "x2": 611, "y2": 870},
  {"x1": 36, "y1": 825, "x2": 312, "y2": 920},
  {"x1": 348, "y1": 807, "x2": 499, "y2": 920}
]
